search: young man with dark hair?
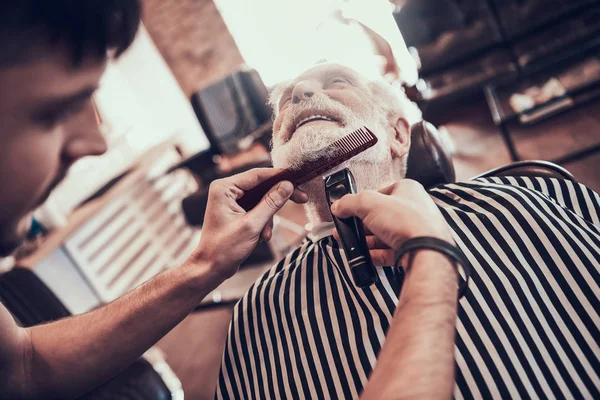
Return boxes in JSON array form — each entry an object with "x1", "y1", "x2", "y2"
[{"x1": 0, "y1": 2, "x2": 309, "y2": 398}]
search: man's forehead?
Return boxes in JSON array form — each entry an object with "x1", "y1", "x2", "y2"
[
  {"x1": 292, "y1": 64, "x2": 360, "y2": 83},
  {"x1": 272, "y1": 64, "x2": 362, "y2": 106}
]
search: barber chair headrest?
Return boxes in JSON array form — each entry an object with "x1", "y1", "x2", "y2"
[
  {"x1": 406, "y1": 120, "x2": 456, "y2": 188},
  {"x1": 404, "y1": 121, "x2": 576, "y2": 187}
]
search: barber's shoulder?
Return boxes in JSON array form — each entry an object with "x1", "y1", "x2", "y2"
[
  {"x1": 0, "y1": 301, "x2": 29, "y2": 362},
  {"x1": 0, "y1": 301, "x2": 20, "y2": 329}
]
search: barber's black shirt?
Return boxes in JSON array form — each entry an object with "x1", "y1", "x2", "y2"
[{"x1": 216, "y1": 176, "x2": 600, "y2": 399}]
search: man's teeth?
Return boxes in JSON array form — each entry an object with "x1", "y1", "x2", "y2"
[{"x1": 295, "y1": 115, "x2": 334, "y2": 130}]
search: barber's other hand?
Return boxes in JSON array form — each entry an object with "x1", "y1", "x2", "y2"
[
  {"x1": 331, "y1": 179, "x2": 452, "y2": 266},
  {"x1": 190, "y1": 168, "x2": 308, "y2": 280}
]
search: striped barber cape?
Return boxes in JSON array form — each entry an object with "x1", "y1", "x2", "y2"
[{"x1": 215, "y1": 176, "x2": 600, "y2": 399}]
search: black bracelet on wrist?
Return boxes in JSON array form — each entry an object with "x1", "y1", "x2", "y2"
[{"x1": 394, "y1": 237, "x2": 472, "y2": 299}]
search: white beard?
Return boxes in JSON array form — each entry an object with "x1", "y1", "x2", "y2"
[
  {"x1": 271, "y1": 95, "x2": 391, "y2": 173},
  {"x1": 271, "y1": 95, "x2": 399, "y2": 224}
]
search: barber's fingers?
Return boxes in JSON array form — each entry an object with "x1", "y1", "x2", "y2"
[
  {"x1": 290, "y1": 188, "x2": 309, "y2": 204},
  {"x1": 365, "y1": 235, "x2": 390, "y2": 250},
  {"x1": 228, "y1": 168, "x2": 285, "y2": 192},
  {"x1": 329, "y1": 237, "x2": 394, "y2": 265},
  {"x1": 208, "y1": 168, "x2": 282, "y2": 207},
  {"x1": 332, "y1": 234, "x2": 394, "y2": 265},
  {"x1": 261, "y1": 218, "x2": 274, "y2": 242},
  {"x1": 333, "y1": 229, "x2": 393, "y2": 265},
  {"x1": 378, "y1": 182, "x2": 398, "y2": 196},
  {"x1": 331, "y1": 191, "x2": 382, "y2": 220},
  {"x1": 246, "y1": 181, "x2": 294, "y2": 230},
  {"x1": 378, "y1": 179, "x2": 424, "y2": 196},
  {"x1": 370, "y1": 249, "x2": 396, "y2": 267},
  {"x1": 214, "y1": 168, "x2": 307, "y2": 205},
  {"x1": 334, "y1": 228, "x2": 388, "y2": 249}
]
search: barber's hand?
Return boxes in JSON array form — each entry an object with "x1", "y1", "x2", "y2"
[
  {"x1": 332, "y1": 180, "x2": 452, "y2": 266},
  {"x1": 190, "y1": 168, "x2": 308, "y2": 279}
]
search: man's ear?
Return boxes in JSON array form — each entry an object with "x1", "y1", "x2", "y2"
[{"x1": 389, "y1": 116, "x2": 410, "y2": 159}]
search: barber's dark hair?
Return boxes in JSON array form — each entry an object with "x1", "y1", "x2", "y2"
[{"x1": 0, "y1": 0, "x2": 141, "y2": 66}]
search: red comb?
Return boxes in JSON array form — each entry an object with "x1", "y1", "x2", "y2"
[{"x1": 238, "y1": 126, "x2": 378, "y2": 211}]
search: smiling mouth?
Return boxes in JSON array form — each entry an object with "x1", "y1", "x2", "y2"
[{"x1": 294, "y1": 115, "x2": 338, "y2": 131}]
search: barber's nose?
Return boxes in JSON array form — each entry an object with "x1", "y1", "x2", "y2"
[
  {"x1": 63, "y1": 101, "x2": 108, "y2": 164},
  {"x1": 292, "y1": 80, "x2": 322, "y2": 104}
]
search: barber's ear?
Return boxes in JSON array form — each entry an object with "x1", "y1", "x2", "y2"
[{"x1": 389, "y1": 116, "x2": 410, "y2": 159}]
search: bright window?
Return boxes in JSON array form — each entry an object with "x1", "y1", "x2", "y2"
[{"x1": 214, "y1": 0, "x2": 417, "y2": 86}]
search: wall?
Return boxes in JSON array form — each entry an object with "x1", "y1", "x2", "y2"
[
  {"x1": 108, "y1": 24, "x2": 209, "y2": 154},
  {"x1": 142, "y1": 0, "x2": 245, "y2": 97}
]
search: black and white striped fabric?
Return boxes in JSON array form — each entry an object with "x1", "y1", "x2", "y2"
[{"x1": 216, "y1": 176, "x2": 600, "y2": 399}]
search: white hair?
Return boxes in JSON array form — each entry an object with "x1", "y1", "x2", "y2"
[{"x1": 366, "y1": 78, "x2": 422, "y2": 125}]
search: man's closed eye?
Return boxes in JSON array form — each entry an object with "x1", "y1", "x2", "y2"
[{"x1": 325, "y1": 77, "x2": 350, "y2": 89}]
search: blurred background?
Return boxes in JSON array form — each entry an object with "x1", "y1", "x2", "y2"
[{"x1": 2, "y1": 0, "x2": 600, "y2": 398}]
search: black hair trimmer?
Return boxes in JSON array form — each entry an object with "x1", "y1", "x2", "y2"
[{"x1": 325, "y1": 168, "x2": 379, "y2": 288}]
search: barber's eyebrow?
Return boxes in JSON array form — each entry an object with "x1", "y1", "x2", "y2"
[
  {"x1": 32, "y1": 86, "x2": 98, "y2": 121},
  {"x1": 38, "y1": 86, "x2": 98, "y2": 110}
]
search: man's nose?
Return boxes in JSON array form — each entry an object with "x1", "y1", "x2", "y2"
[
  {"x1": 291, "y1": 80, "x2": 322, "y2": 104},
  {"x1": 62, "y1": 102, "x2": 108, "y2": 163}
]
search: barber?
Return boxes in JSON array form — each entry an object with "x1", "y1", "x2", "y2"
[
  {"x1": 331, "y1": 179, "x2": 460, "y2": 400},
  {"x1": 0, "y1": 170, "x2": 308, "y2": 399}
]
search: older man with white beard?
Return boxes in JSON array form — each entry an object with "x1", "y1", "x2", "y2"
[
  {"x1": 215, "y1": 63, "x2": 600, "y2": 399},
  {"x1": 269, "y1": 64, "x2": 421, "y2": 226}
]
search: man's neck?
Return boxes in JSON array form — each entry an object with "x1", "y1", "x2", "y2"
[
  {"x1": 303, "y1": 162, "x2": 398, "y2": 225},
  {"x1": 308, "y1": 220, "x2": 336, "y2": 242},
  {"x1": 304, "y1": 188, "x2": 334, "y2": 225}
]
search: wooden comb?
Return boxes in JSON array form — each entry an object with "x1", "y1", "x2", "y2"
[{"x1": 237, "y1": 126, "x2": 378, "y2": 211}]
